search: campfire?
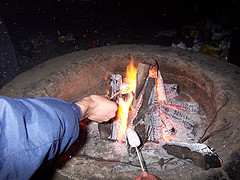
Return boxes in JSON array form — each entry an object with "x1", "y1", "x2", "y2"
[
  {"x1": 3, "y1": 44, "x2": 239, "y2": 179},
  {"x1": 99, "y1": 57, "x2": 222, "y2": 170}
]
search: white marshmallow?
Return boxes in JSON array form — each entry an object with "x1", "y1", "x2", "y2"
[{"x1": 126, "y1": 129, "x2": 141, "y2": 147}]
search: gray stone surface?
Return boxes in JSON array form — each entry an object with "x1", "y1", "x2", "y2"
[{"x1": 0, "y1": 45, "x2": 239, "y2": 180}]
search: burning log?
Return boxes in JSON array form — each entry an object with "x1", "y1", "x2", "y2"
[
  {"x1": 162, "y1": 142, "x2": 222, "y2": 169},
  {"x1": 156, "y1": 68, "x2": 167, "y2": 102},
  {"x1": 129, "y1": 63, "x2": 164, "y2": 146},
  {"x1": 98, "y1": 74, "x2": 122, "y2": 140},
  {"x1": 160, "y1": 106, "x2": 196, "y2": 134},
  {"x1": 164, "y1": 101, "x2": 200, "y2": 113},
  {"x1": 134, "y1": 62, "x2": 150, "y2": 104},
  {"x1": 148, "y1": 85, "x2": 163, "y2": 142},
  {"x1": 109, "y1": 74, "x2": 122, "y2": 101},
  {"x1": 130, "y1": 77, "x2": 156, "y2": 145}
]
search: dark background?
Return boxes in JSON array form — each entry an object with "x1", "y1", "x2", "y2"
[{"x1": 0, "y1": 0, "x2": 240, "y2": 87}]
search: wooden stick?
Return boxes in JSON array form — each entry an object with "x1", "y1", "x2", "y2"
[
  {"x1": 110, "y1": 91, "x2": 121, "y2": 99},
  {"x1": 135, "y1": 146, "x2": 145, "y2": 172},
  {"x1": 110, "y1": 85, "x2": 129, "y2": 99}
]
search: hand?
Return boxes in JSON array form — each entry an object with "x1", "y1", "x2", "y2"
[
  {"x1": 75, "y1": 95, "x2": 118, "y2": 123},
  {"x1": 135, "y1": 172, "x2": 161, "y2": 180}
]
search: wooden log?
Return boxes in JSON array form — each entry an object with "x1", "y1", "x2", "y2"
[
  {"x1": 98, "y1": 122, "x2": 113, "y2": 140},
  {"x1": 133, "y1": 63, "x2": 151, "y2": 108},
  {"x1": 128, "y1": 78, "x2": 156, "y2": 148},
  {"x1": 160, "y1": 105, "x2": 196, "y2": 134},
  {"x1": 162, "y1": 142, "x2": 222, "y2": 169},
  {"x1": 148, "y1": 86, "x2": 162, "y2": 142},
  {"x1": 99, "y1": 74, "x2": 122, "y2": 140},
  {"x1": 156, "y1": 69, "x2": 167, "y2": 102},
  {"x1": 164, "y1": 101, "x2": 200, "y2": 113}
]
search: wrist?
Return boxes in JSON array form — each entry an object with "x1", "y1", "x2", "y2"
[{"x1": 75, "y1": 97, "x2": 92, "y2": 119}]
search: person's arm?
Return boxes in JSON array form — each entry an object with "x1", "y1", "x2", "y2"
[{"x1": 0, "y1": 95, "x2": 117, "y2": 180}]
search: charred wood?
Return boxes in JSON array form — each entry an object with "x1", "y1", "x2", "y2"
[
  {"x1": 99, "y1": 74, "x2": 122, "y2": 140},
  {"x1": 160, "y1": 105, "x2": 196, "y2": 134},
  {"x1": 162, "y1": 142, "x2": 222, "y2": 169},
  {"x1": 164, "y1": 101, "x2": 200, "y2": 113},
  {"x1": 133, "y1": 63, "x2": 150, "y2": 108},
  {"x1": 131, "y1": 77, "x2": 155, "y2": 145}
]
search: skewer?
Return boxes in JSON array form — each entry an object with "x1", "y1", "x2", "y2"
[
  {"x1": 135, "y1": 146, "x2": 145, "y2": 172},
  {"x1": 110, "y1": 85, "x2": 129, "y2": 99},
  {"x1": 110, "y1": 91, "x2": 121, "y2": 99}
]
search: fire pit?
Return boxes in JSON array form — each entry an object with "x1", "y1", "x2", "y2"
[{"x1": 1, "y1": 45, "x2": 240, "y2": 179}]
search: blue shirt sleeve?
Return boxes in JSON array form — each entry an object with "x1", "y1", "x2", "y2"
[{"x1": 0, "y1": 96, "x2": 81, "y2": 180}]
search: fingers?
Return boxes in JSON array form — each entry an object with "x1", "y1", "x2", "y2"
[
  {"x1": 88, "y1": 95, "x2": 118, "y2": 122},
  {"x1": 75, "y1": 95, "x2": 118, "y2": 123},
  {"x1": 135, "y1": 171, "x2": 148, "y2": 180},
  {"x1": 135, "y1": 172, "x2": 160, "y2": 180}
]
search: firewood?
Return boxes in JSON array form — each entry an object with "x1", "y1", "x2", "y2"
[
  {"x1": 162, "y1": 142, "x2": 222, "y2": 169},
  {"x1": 99, "y1": 74, "x2": 122, "y2": 140},
  {"x1": 133, "y1": 63, "x2": 151, "y2": 108},
  {"x1": 129, "y1": 77, "x2": 156, "y2": 147}
]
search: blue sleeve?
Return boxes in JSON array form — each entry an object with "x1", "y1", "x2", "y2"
[{"x1": 0, "y1": 96, "x2": 81, "y2": 180}]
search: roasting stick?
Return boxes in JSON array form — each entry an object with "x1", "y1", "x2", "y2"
[
  {"x1": 135, "y1": 146, "x2": 145, "y2": 172},
  {"x1": 126, "y1": 129, "x2": 146, "y2": 172},
  {"x1": 110, "y1": 85, "x2": 129, "y2": 99}
]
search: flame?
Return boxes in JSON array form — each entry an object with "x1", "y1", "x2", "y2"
[
  {"x1": 148, "y1": 66, "x2": 158, "y2": 78},
  {"x1": 117, "y1": 57, "x2": 138, "y2": 141},
  {"x1": 117, "y1": 93, "x2": 134, "y2": 141},
  {"x1": 124, "y1": 57, "x2": 137, "y2": 93},
  {"x1": 104, "y1": 72, "x2": 110, "y2": 95},
  {"x1": 104, "y1": 73, "x2": 108, "y2": 81}
]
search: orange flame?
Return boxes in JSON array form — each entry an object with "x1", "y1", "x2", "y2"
[
  {"x1": 124, "y1": 57, "x2": 137, "y2": 93},
  {"x1": 104, "y1": 72, "x2": 110, "y2": 95},
  {"x1": 117, "y1": 93, "x2": 134, "y2": 141},
  {"x1": 106, "y1": 89, "x2": 110, "y2": 95},
  {"x1": 148, "y1": 66, "x2": 158, "y2": 78},
  {"x1": 117, "y1": 57, "x2": 138, "y2": 141},
  {"x1": 104, "y1": 73, "x2": 108, "y2": 81}
]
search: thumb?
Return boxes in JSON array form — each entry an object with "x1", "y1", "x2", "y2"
[{"x1": 141, "y1": 171, "x2": 148, "y2": 178}]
